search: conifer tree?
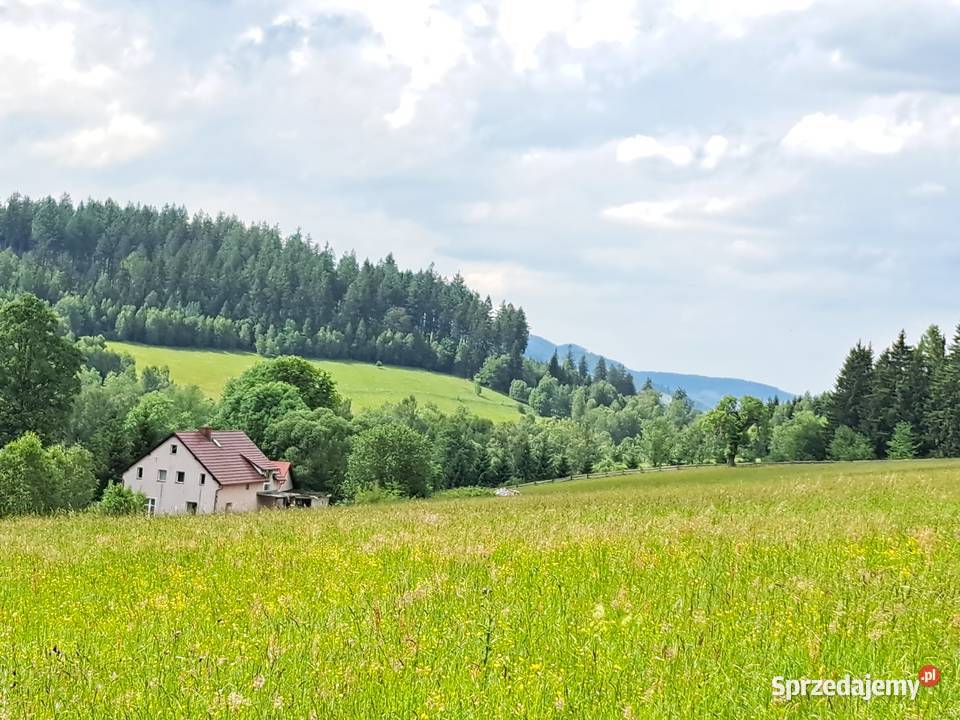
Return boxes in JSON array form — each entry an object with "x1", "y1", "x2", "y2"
[
  {"x1": 866, "y1": 331, "x2": 923, "y2": 454},
  {"x1": 886, "y1": 421, "x2": 918, "y2": 459},
  {"x1": 547, "y1": 351, "x2": 562, "y2": 380},
  {"x1": 577, "y1": 356, "x2": 589, "y2": 385},
  {"x1": 593, "y1": 356, "x2": 608, "y2": 382},
  {"x1": 562, "y1": 349, "x2": 577, "y2": 383},
  {"x1": 925, "y1": 324, "x2": 960, "y2": 456},
  {"x1": 827, "y1": 341, "x2": 874, "y2": 436}
]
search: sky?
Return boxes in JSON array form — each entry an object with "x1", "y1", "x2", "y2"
[{"x1": 2, "y1": 0, "x2": 960, "y2": 394}]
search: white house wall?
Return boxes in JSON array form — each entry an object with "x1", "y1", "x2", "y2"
[
  {"x1": 122, "y1": 437, "x2": 218, "y2": 515},
  {"x1": 215, "y1": 483, "x2": 262, "y2": 513}
]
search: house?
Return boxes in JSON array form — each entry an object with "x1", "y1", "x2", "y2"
[{"x1": 121, "y1": 427, "x2": 329, "y2": 516}]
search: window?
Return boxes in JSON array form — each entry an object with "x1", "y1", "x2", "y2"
[
  {"x1": 136, "y1": 467, "x2": 143, "y2": 479},
  {"x1": 176, "y1": 471, "x2": 185, "y2": 484},
  {"x1": 158, "y1": 469, "x2": 167, "y2": 482},
  {"x1": 200, "y1": 473, "x2": 206, "y2": 486},
  {"x1": 263, "y1": 481, "x2": 271, "y2": 491},
  {"x1": 186, "y1": 501, "x2": 197, "y2": 515},
  {"x1": 170, "y1": 444, "x2": 178, "y2": 454},
  {"x1": 146, "y1": 497, "x2": 157, "y2": 516},
  {"x1": 224, "y1": 502, "x2": 233, "y2": 513}
]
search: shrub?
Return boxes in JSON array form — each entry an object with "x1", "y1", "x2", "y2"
[
  {"x1": 351, "y1": 486, "x2": 403, "y2": 505},
  {"x1": 0, "y1": 433, "x2": 98, "y2": 517},
  {"x1": 95, "y1": 483, "x2": 147, "y2": 516},
  {"x1": 829, "y1": 425, "x2": 875, "y2": 461}
]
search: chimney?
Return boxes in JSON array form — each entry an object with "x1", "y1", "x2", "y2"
[{"x1": 200, "y1": 426, "x2": 213, "y2": 440}]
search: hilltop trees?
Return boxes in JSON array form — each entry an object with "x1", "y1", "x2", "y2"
[{"x1": 0, "y1": 194, "x2": 530, "y2": 378}]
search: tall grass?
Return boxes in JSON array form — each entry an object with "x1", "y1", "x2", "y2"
[{"x1": 0, "y1": 460, "x2": 956, "y2": 718}]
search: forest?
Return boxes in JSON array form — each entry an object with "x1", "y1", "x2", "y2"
[{"x1": 0, "y1": 194, "x2": 528, "y2": 378}]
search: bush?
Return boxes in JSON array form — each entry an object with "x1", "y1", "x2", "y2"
[
  {"x1": 0, "y1": 433, "x2": 98, "y2": 517},
  {"x1": 829, "y1": 425, "x2": 875, "y2": 461},
  {"x1": 593, "y1": 457, "x2": 627, "y2": 473},
  {"x1": 95, "y1": 483, "x2": 147, "y2": 516},
  {"x1": 769, "y1": 411, "x2": 828, "y2": 461},
  {"x1": 508, "y1": 379, "x2": 531, "y2": 403},
  {"x1": 351, "y1": 486, "x2": 404, "y2": 505}
]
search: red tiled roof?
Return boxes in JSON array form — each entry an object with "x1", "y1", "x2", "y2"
[
  {"x1": 273, "y1": 461, "x2": 292, "y2": 481},
  {"x1": 175, "y1": 430, "x2": 277, "y2": 486}
]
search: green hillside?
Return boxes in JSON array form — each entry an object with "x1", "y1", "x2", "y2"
[{"x1": 108, "y1": 342, "x2": 523, "y2": 422}]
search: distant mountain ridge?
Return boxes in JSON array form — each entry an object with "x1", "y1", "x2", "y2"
[{"x1": 525, "y1": 335, "x2": 794, "y2": 409}]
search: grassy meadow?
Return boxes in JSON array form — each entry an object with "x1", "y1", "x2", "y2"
[
  {"x1": 0, "y1": 460, "x2": 958, "y2": 718},
  {"x1": 107, "y1": 342, "x2": 522, "y2": 422}
]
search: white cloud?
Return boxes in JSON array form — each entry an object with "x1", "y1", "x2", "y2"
[
  {"x1": 0, "y1": 21, "x2": 113, "y2": 106},
  {"x1": 351, "y1": 2, "x2": 470, "y2": 127},
  {"x1": 239, "y1": 26, "x2": 265, "y2": 45},
  {"x1": 700, "y1": 134, "x2": 729, "y2": 169},
  {"x1": 461, "y1": 262, "x2": 554, "y2": 300},
  {"x1": 461, "y1": 201, "x2": 529, "y2": 224},
  {"x1": 601, "y1": 195, "x2": 746, "y2": 229},
  {"x1": 34, "y1": 110, "x2": 160, "y2": 167},
  {"x1": 289, "y1": 39, "x2": 310, "y2": 74},
  {"x1": 601, "y1": 200, "x2": 682, "y2": 226},
  {"x1": 782, "y1": 112, "x2": 922, "y2": 156},
  {"x1": 671, "y1": 0, "x2": 816, "y2": 36},
  {"x1": 728, "y1": 238, "x2": 775, "y2": 262},
  {"x1": 466, "y1": 3, "x2": 490, "y2": 27},
  {"x1": 496, "y1": 0, "x2": 636, "y2": 72},
  {"x1": 616, "y1": 135, "x2": 693, "y2": 166},
  {"x1": 909, "y1": 181, "x2": 947, "y2": 197}
]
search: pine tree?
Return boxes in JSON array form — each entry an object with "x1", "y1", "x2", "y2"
[
  {"x1": 917, "y1": 325, "x2": 946, "y2": 451},
  {"x1": 593, "y1": 356, "x2": 607, "y2": 382},
  {"x1": 828, "y1": 342, "x2": 874, "y2": 435},
  {"x1": 577, "y1": 355, "x2": 589, "y2": 385},
  {"x1": 925, "y1": 324, "x2": 960, "y2": 456},
  {"x1": 547, "y1": 351, "x2": 562, "y2": 380},
  {"x1": 562, "y1": 349, "x2": 577, "y2": 385},
  {"x1": 866, "y1": 331, "x2": 923, "y2": 454},
  {"x1": 886, "y1": 421, "x2": 918, "y2": 459}
]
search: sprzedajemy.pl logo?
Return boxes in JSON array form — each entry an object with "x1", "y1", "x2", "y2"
[{"x1": 772, "y1": 666, "x2": 941, "y2": 702}]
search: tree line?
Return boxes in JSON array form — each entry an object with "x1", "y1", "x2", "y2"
[
  {"x1": 0, "y1": 194, "x2": 529, "y2": 378},
  {"x1": 1, "y1": 295, "x2": 959, "y2": 515}
]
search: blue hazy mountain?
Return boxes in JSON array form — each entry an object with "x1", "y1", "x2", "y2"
[{"x1": 525, "y1": 335, "x2": 795, "y2": 409}]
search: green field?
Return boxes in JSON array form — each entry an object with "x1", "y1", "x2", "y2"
[
  {"x1": 1, "y1": 460, "x2": 957, "y2": 718},
  {"x1": 107, "y1": 342, "x2": 522, "y2": 422}
]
